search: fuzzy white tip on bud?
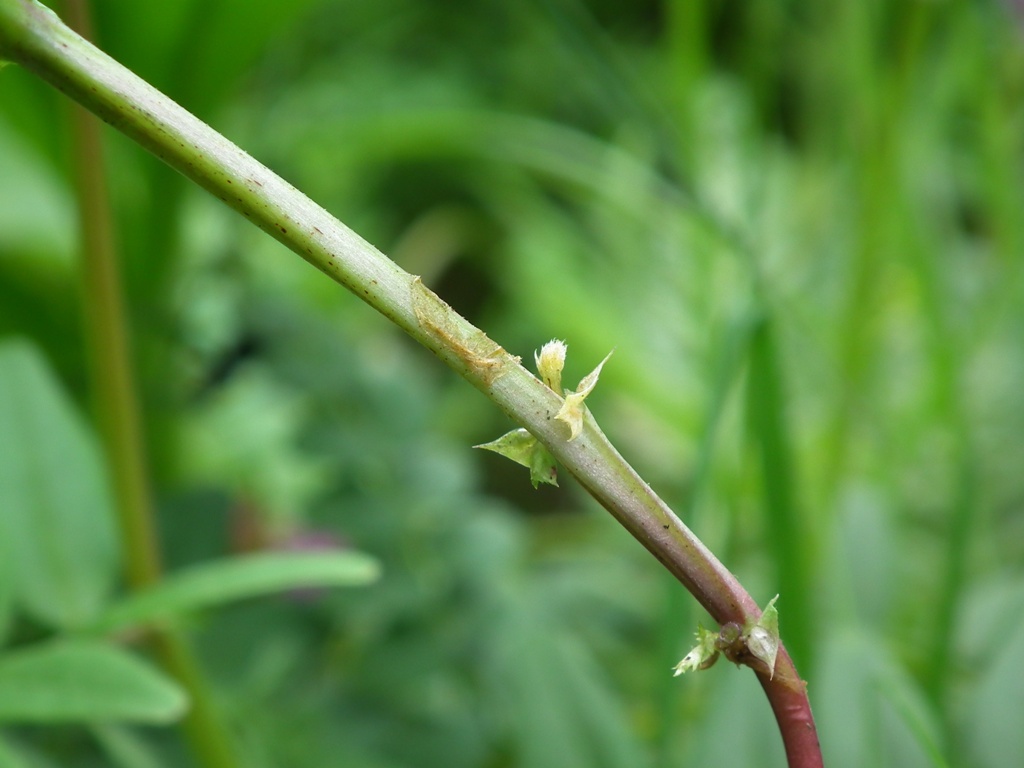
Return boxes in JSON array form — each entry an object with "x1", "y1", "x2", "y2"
[{"x1": 535, "y1": 339, "x2": 567, "y2": 393}]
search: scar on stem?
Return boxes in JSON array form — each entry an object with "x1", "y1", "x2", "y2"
[{"x1": 411, "y1": 277, "x2": 518, "y2": 384}]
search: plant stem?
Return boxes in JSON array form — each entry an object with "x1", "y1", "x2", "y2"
[
  {"x1": 0, "y1": 2, "x2": 822, "y2": 764},
  {"x1": 59, "y1": 1, "x2": 240, "y2": 766},
  {"x1": 62, "y1": 0, "x2": 160, "y2": 592},
  {"x1": 746, "y1": 316, "x2": 814, "y2": 670}
]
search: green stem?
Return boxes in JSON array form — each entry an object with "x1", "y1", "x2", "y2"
[
  {"x1": 0, "y1": 2, "x2": 821, "y2": 764},
  {"x1": 746, "y1": 316, "x2": 814, "y2": 670},
  {"x1": 60, "y1": 2, "x2": 239, "y2": 766},
  {"x1": 62, "y1": 0, "x2": 160, "y2": 591}
]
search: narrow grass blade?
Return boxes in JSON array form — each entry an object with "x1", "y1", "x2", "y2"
[{"x1": 92, "y1": 551, "x2": 380, "y2": 635}]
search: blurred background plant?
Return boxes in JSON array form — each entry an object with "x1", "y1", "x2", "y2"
[{"x1": 2, "y1": 0, "x2": 1024, "y2": 766}]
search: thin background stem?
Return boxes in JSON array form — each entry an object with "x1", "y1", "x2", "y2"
[{"x1": 61, "y1": 1, "x2": 240, "y2": 765}]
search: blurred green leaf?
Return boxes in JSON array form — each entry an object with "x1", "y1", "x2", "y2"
[
  {"x1": 101, "y1": 0, "x2": 320, "y2": 112},
  {"x1": 91, "y1": 724, "x2": 169, "y2": 768},
  {"x1": 0, "y1": 735, "x2": 31, "y2": 768},
  {"x1": 966, "y1": 582, "x2": 1024, "y2": 768},
  {"x1": 0, "y1": 339, "x2": 119, "y2": 629},
  {"x1": 684, "y1": 666, "x2": 788, "y2": 768},
  {"x1": 833, "y1": 486, "x2": 898, "y2": 626},
  {"x1": 816, "y1": 631, "x2": 946, "y2": 768},
  {"x1": 0, "y1": 735, "x2": 59, "y2": 768},
  {"x1": 0, "y1": 641, "x2": 186, "y2": 724},
  {"x1": 176, "y1": 368, "x2": 327, "y2": 528},
  {"x1": 93, "y1": 551, "x2": 380, "y2": 634},
  {"x1": 0, "y1": 555, "x2": 12, "y2": 649},
  {"x1": 0, "y1": 119, "x2": 74, "y2": 260},
  {"x1": 746, "y1": 319, "x2": 813, "y2": 669},
  {"x1": 481, "y1": 590, "x2": 649, "y2": 768}
]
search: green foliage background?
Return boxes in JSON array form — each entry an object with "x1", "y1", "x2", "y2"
[{"x1": 2, "y1": 0, "x2": 1024, "y2": 766}]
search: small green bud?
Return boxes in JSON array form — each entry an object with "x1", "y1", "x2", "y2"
[
  {"x1": 476, "y1": 340, "x2": 613, "y2": 485},
  {"x1": 554, "y1": 350, "x2": 613, "y2": 441},
  {"x1": 475, "y1": 428, "x2": 558, "y2": 488},
  {"x1": 745, "y1": 595, "x2": 780, "y2": 679},
  {"x1": 715, "y1": 621, "x2": 743, "y2": 652},
  {"x1": 535, "y1": 339, "x2": 567, "y2": 393},
  {"x1": 672, "y1": 625, "x2": 720, "y2": 676}
]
